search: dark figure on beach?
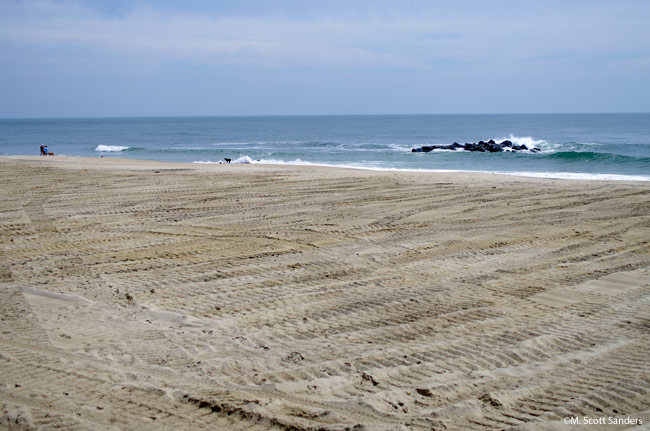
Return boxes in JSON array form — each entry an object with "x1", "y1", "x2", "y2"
[
  {"x1": 224, "y1": 158, "x2": 232, "y2": 164},
  {"x1": 40, "y1": 145, "x2": 45, "y2": 156}
]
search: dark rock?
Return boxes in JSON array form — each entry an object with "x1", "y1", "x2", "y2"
[
  {"x1": 486, "y1": 142, "x2": 503, "y2": 152},
  {"x1": 465, "y1": 143, "x2": 486, "y2": 152},
  {"x1": 411, "y1": 139, "x2": 540, "y2": 154}
]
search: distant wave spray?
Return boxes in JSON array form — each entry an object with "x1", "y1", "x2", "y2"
[{"x1": 95, "y1": 145, "x2": 130, "y2": 152}]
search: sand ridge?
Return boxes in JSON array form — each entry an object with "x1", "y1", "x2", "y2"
[{"x1": 1, "y1": 156, "x2": 649, "y2": 430}]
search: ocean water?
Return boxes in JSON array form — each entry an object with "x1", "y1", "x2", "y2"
[{"x1": 1, "y1": 114, "x2": 649, "y2": 180}]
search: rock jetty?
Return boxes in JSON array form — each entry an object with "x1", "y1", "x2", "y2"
[{"x1": 412, "y1": 140, "x2": 541, "y2": 153}]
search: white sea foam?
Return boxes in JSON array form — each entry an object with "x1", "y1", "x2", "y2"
[
  {"x1": 388, "y1": 143, "x2": 414, "y2": 152},
  {"x1": 232, "y1": 155, "x2": 254, "y2": 164},
  {"x1": 211, "y1": 142, "x2": 310, "y2": 152},
  {"x1": 194, "y1": 157, "x2": 370, "y2": 170},
  {"x1": 194, "y1": 155, "x2": 256, "y2": 164},
  {"x1": 431, "y1": 147, "x2": 463, "y2": 152},
  {"x1": 95, "y1": 145, "x2": 129, "y2": 152},
  {"x1": 493, "y1": 135, "x2": 550, "y2": 151},
  {"x1": 499, "y1": 171, "x2": 650, "y2": 181},
  {"x1": 194, "y1": 156, "x2": 650, "y2": 181}
]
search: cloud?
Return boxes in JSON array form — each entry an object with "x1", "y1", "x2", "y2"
[
  {"x1": 1, "y1": 0, "x2": 650, "y2": 116},
  {"x1": 2, "y1": 0, "x2": 647, "y2": 73},
  {"x1": 0, "y1": 0, "x2": 648, "y2": 73}
]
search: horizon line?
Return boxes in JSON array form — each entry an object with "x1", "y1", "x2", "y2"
[{"x1": 2, "y1": 112, "x2": 649, "y2": 121}]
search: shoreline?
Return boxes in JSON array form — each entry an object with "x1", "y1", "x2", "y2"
[
  {"x1": 3, "y1": 154, "x2": 650, "y2": 182},
  {"x1": 1, "y1": 155, "x2": 649, "y2": 430}
]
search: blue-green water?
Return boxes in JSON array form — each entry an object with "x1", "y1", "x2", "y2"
[{"x1": 1, "y1": 114, "x2": 649, "y2": 180}]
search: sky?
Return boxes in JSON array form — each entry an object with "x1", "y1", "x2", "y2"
[{"x1": 1, "y1": 0, "x2": 649, "y2": 117}]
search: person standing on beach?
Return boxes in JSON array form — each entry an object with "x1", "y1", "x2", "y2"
[{"x1": 40, "y1": 145, "x2": 45, "y2": 155}]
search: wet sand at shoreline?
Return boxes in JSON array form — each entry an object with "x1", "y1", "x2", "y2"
[{"x1": 1, "y1": 156, "x2": 649, "y2": 430}]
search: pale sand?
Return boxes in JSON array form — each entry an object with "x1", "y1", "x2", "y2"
[{"x1": 1, "y1": 155, "x2": 649, "y2": 431}]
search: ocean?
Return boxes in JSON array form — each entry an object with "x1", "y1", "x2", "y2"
[{"x1": 1, "y1": 114, "x2": 649, "y2": 180}]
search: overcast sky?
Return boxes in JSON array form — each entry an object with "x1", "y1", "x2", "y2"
[{"x1": 1, "y1": 0, "x2": 649, "y2": 117}]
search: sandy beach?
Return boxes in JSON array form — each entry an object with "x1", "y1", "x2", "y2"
[{"x1": 1, "y1": 155, "x2": 649, "y2": 430}]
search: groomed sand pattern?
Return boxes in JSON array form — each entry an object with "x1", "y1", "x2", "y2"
[{"x1": 1, "y1": 156, "x2": 649, "y2": 430}]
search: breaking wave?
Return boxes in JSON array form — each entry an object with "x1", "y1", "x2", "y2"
[
  {"x1": 192, "y1": 154, "x2": 650, "y2": 181},
  {"x1": 95, "y1": 145, "x2": 130, "y2": 152},
  {"x1": 493, "y1": 135, "x2": 550, "y2": 151}
]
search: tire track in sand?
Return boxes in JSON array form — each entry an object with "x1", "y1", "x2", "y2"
[{"x1": 1, "y1": 158, "x2": 649, "y2": 430}]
